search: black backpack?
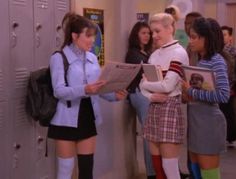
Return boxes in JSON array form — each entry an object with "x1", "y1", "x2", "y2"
[{"x1": 26, "y1": 51, "x2": 71, "y2": 126}]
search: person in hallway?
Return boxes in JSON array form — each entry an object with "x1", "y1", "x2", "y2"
[
  {"x1": 125, "y1": 21, "x2": 159, "y2": 179},
  {"x1": 47, "y1": 13, "x2": 127, "y2": 179},
  {"x1": 183, "y1": 12, "x2": 203, "y2": 179},
  {"x1": 220, "y1": 25, "x2": 236, "y2": 148},
  {"x1": 184, "y1": 12, "x2": 203, "y2": 66},
  {"x1": 222, "y1": 26, "x2": 236, "y2": 60},
  {"x1": 140, "y1": 13, "x2": 189, "y2": 179},
  {"x1": 182, "y1": 17, "x2": 230, "y2": 179}
]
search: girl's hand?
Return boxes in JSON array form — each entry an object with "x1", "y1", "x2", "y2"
[
  {"x1": 115, "y1": 90, "x2": 128, "y2": 100},
  {"x1": 150, "y1": 93, "x2": 168, "y2": 103},
  {"x1": 182, "y1": 80, "x2": 190, "y2": 93},
  {"x1": 85, "y1": 80, "x2": 106, "y2": 94},
  {"x1": 141, "y1": 73, "x2": 147, "y2": 82},
  {"x1": 181, "y1": 80, "x2": 192, "y2": 102}
]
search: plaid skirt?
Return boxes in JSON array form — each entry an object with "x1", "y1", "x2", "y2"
[{"x1": 143, "y1": 95, "x2": 185, "y2": 143}]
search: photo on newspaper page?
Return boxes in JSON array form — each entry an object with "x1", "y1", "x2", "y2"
[{"x1": 182, "y1": 64, "x2": 216, "y2": 91}]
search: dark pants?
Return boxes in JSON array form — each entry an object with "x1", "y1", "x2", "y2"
[{"x1": 220, "y1": 96, "x2": 236, "y2": 142}]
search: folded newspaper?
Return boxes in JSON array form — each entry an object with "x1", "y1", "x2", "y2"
[
  {"x1": 181, "y1": 64, "x2": 216, "y2": 90},
  {"x1": 97, "y1": 61, "x2": 141, "y2": 94}
]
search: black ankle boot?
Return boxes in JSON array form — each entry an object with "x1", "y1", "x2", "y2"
[{"x1": 147, "y1": 175, "x2": 156, "y2": 179}]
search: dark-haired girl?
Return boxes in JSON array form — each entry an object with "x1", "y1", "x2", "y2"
[
  {"x1": 182, "y1": 17, "x2": 230, "y2": 179},
  {"x1": 48, "y1": 13, "x2": 127, "y2": 179}
]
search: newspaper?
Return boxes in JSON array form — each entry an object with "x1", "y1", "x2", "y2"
[{"x1": 97, "y1": 61, "x2": 141, "y2": 94}]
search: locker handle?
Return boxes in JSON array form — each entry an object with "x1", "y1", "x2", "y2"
[
  {"x1": 13, "y1": 143, "x2": 21, "y2": 150},
  {"x1": 36, "y1": 23, "x2": 42, "y2": 31},
  {"x1": 56, "y1": 25, "x2": 62, "y2": 32},
  {"x1": 35, "y1": 23, "x2": 42, "y2": 48},
  {"x1": 11, "y1": 21, "x2": 19, "y2": 48},
  {"x1": 37, "y1": 136, "x2": 44, "y2": 143},
  {"x1": 35, "y1": 34, "x2": 41, "y2": 48},
  {"x1": 11, "y1": 32, "x2": 17, "y2": 48},
  {"x1": 12, "y1": 21, "x2": 19, "y2": 29}
]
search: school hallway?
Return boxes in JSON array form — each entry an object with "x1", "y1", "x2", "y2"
[{"x1": 134, "y1": 136, "x2": 236, "y2": 179}]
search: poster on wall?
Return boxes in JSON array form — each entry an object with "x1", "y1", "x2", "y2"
[
  {"x1": 83, "y1": 8, "x2": 105, "y2": 66},
  {"x1": 137, "y1": 13, "x2": 149, "y2": 22}
]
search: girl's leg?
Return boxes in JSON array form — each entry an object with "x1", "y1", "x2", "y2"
[
  {"x1": 197, "y1": 154, "x2": 221, "y2": 179},
  {"x1": 56, "y1": 140, "x2": 77, "y2": 179},
  {"x1": 189, "y1": 152, "x2": 201, "y2": 179},
  {"x1": 76, "y1": 136, "x2": 96, "y2": 179},
  {"x1": 149, "y1": 142, "x2": 166, "y2": 179},
  {"x1": 159, "y1": 143, "x2": 181, "y2": 179}
]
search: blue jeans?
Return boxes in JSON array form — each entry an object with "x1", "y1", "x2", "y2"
[{"x1": 129, "y1": 90, "x2": 155, "y2": 176}]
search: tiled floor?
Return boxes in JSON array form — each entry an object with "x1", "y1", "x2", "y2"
[{"x1": 134, "y1": 136, "x2": 236, "y2": 179}]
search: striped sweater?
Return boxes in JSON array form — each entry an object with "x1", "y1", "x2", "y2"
[{"x1": 187, "y1": 53, "x2": 230, "y2": 103}]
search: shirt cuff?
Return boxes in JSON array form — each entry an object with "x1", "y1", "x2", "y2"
[
  {"x1": 75, "y1": 84, "x2": 87, "y2": 97},
  {"x1": 187, "y1": 87, "x2": 195, "y2": 97}
]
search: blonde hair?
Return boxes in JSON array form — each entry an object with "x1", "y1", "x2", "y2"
[{"x1": 150, "y1": 13, "x2": 175, "y2": 28}]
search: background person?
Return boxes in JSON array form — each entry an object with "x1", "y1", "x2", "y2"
[
  {"x1": 184, "y1": 12, "x2": 203, "y2": 66},
  {"x1": 220, "y1": 25, "x2": 236, "y2": 147}
]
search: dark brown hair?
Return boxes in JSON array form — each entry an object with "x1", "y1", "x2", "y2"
[
  {"x1": 128, "y1": 21, "x2": 152, "y2": 52},
  {"x1": 61, "y1": 12, "x2": 97, "y2": 48},
  {"x1": 191, "y1": 17, "x2": 224, "y2": 59},
  {"x1": 186, "y1": 12, "x2": 202, "y2": 19},
  {"x1": 221, "y1": 25, "x2": 233, "y2": 36}
]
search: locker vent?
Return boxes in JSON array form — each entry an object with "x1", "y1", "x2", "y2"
[
  {"x1": 37, "y1": 0, "x2": 48, "y2": 9},
  {"x1": 15, "y1": 68, "x2": 28, "y2": 90},
  {"x1": 13, "y1": 0, "x2": 26, "y2": 6},
  {"x1": 56, "y1": 0, "x2": 67, "y2": 11}
]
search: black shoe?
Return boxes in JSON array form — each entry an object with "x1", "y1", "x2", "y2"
[
  {"x1": 147, "y1": 175, "x2": 156, "y2": 179},
  {"x1": 180, "y1": 172, "x2": 190, "y2": 179}
]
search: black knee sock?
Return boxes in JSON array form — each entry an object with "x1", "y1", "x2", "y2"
[{"x1": 77, "y1": 154, "x2": 94, "y2": 179}]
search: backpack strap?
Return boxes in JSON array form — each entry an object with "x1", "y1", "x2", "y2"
[{"x1": 53, "y1": 50, "x2": 71, "y2": 108}]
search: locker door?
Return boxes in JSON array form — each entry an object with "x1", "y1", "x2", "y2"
[
  {"x1": 33, "y1": 0, "x2": 56, "y2": 178},
  {"x1": 0, "y1": 0, "x2": 10, "y2": 178},
  {"x1": 9, "y1": 0, "x2": 35, "y2": 178},
  {"x1": 54, "y1": 0, "x2": 70, "y2": 50}
]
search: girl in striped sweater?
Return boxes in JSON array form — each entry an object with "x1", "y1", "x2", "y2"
[{"x1": 182, "y1": 17, "x2": 230, "y2": 179}]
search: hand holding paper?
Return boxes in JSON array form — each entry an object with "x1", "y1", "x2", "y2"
[
  {"x1": 85, "y1": 80, "x2": 107, "y2": 94},
  {"x1": 97, "y1": 61, "x2": 141, "y2": 94}
]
